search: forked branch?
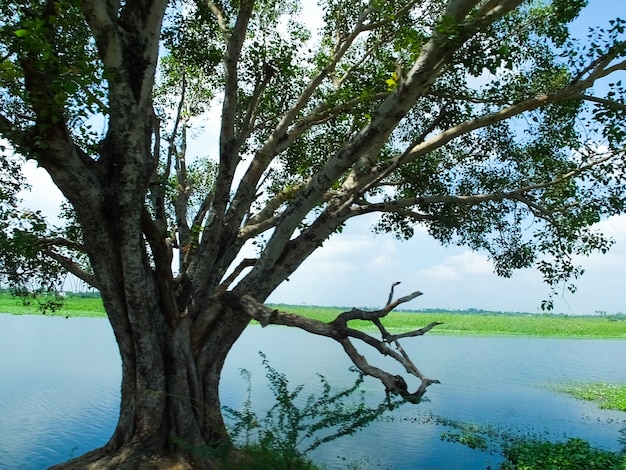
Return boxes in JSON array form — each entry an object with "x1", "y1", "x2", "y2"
[{"x1": 236, "y1": 282, "x2": 442, "y2": 403}]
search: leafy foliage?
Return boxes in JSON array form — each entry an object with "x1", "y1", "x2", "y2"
[
  {"x1": 500, "y1": 437, "x2": 624, "y2": 470},
  {"x1": 0, "y1": 155, "x2": 66, "y2": 300},
  {"x1": 434, "y1": 415, "x2": 626, "y2": 470},
  {"x1": 0, "y1": 0, "x2": 106, "y2": 155},
  {"x1": 223, "y1": 352, "x2": 404, "y2": 464}
]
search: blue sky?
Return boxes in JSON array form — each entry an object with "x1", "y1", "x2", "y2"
[
  {"x1": 265, "y1": 0, "x2": 626, "y2": 314},
  {"x1": 19, "y1": 0, "x2": 626, "y2": 315},
  {"x1": 20, "y1": 161, "x2": 626, "y2": 314}
]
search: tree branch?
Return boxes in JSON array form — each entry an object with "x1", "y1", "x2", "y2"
[
  {"x1": 43, "y1": 250, "x2": 98, "y2": 289},
  {"x1": 237, "y1": 283, "x2": 441, "y2": 403},
  {"x1": 217, "y1": 258, "x2": 256, "y2": 292},
  {"x1": 237, "y1": 68, "x2": 275, "y2": 146},
  {"x1": 226, "y1": 4, "x2": 382, "y2": 233},
  {"x1": 581, "y1": 93, "x2": 626, "y2": 112},
  {"x1": 202, "y1": 0, "x2": 255, "y2": 236},
  {"x1": 355, "y1": 152, "x2": 614, "y2": 218},
  {"x1": 205, "y1": 1, "x2": 229, "y2": 36}
]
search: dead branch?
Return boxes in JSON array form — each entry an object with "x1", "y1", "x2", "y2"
[{"x1": 236, "y1": 282, "x2": 441, "y2": 402}]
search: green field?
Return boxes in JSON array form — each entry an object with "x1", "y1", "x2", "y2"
[
  {"x1": 0, "y1": 292, "x2": 106, "y2": 318},
  {"x1": 1, "y1": 293, "x2": 625, "y2": 338}
]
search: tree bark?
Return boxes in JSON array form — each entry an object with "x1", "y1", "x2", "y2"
[
  {"x1": 51, "y1": 290, "x2": 250, "y2": 470},
  {"x1": 42, "y1": 125, "x2": 251, "y2": 469}
]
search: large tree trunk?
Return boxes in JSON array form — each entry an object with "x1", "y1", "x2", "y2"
[
  {"x1": 45, "y1": 167, "x2": 253, "y2": 468},
  {"x1": 51, "y1": 291, "x2": 250, "y2": 469}
]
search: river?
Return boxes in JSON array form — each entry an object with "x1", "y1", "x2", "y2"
[{"x1": 0, "y1": 314, "x2": 624, "y2": 469}]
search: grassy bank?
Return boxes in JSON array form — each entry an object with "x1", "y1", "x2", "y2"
[
  {"x1": 0, "y1": 292, "x2": 106, "y2": 318},
  {"x1": 553, "y1": 382, "x2": 626, "y2": 411},
  {"x1": 269, "y1": 304, "x2": 626, "y2": 338},
  {"x1": 1, "y1": 293, "x2": 626, "y2": 338}
]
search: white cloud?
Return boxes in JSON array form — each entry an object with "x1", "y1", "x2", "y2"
[
  {"x1": 18, "y1": 160, "x2": 66, "y2": 223},
  {"x1": 366, "y1": 254, "x2": 402, "y2": 272},
  {"x1": 421, "y1": 264, "x2": 459, "y2": 280},
  {"x1": 594, "y1": 214, "x2": 626, "y2": 241},
  {"x1": 418, "y1": 250, "x2": 493, "y2": 280}
]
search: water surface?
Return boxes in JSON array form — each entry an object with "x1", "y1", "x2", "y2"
[{"x1": 1, "y1": 314, "x2": 624, "y2": 469}]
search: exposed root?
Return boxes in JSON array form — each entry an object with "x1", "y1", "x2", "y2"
[{"x1": 48, "y1": 445, "x2": 199, "y2": 470}]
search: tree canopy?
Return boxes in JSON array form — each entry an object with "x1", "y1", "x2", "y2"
[{"x1": 0, "y1": 0, "x2": 625, "y2": 467}]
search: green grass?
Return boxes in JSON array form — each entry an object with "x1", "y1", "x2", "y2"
[
  {"x1": 552, "y1": 382, "x2": 626, "y2": 412},
  {"x1": 2, "y1": 294, "x2": 626, "y2": 338},
  {"x1": 0, "y1": 292, "x2": 106, "y2": 318},
  {"x1": 270, "y1": 304, "x2": 626, "y2": 339},
  {"x1": 500, "y1": 437, "x2": 624, "y2": 470}
]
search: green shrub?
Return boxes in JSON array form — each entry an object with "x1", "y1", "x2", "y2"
[
  {"x1": 174, "y1": 352, "x2": 403, "y2": 469},
  {"x1": 222, "y1": 352, "x2": 405, "y2": 469},
  {"x1": 500, "y1": 437, "x2": 622, "y2": 470},
  {"x1": 434, "y1": 414, "x2": 626, "y2": 470}
]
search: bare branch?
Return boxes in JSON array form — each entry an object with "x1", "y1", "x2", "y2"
[
  {"x1": 238, "y1": 284, "x2": 440, "y2": 403},
  {"x1": 43, "y1": 250, "x2": 98, "y2": 289},
  {"x1": 217, "y1": 258, "x2": 256, "y2": 292},
  {"x1": 333, "y1": 290, "x2": 423, "y2": 325},
  {"x1": 205, "y1": 1, "x2": 229, "y2": 36},
  {"x1": 237, "y1": 68, "x2": 275, "y2": 145},
  {"x1": 40, "y1": 236, "x2": 86, "y2": 253},
  {"x1": 384, "y1": 322, "x2": 444, "y2": 342},
  {"x1": 581, "y1": 93, "x2": 626, "y2": 112},
  {"x1": 386, "y1": 281, "x2": 402, "y2": 305}
]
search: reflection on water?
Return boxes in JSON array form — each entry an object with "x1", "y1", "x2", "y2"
[
  {"x1": 1, "y1": 314, "x2": 625, "y2": 469},
  {"x1": 0, "y1": 315, "x2": 120, "y2": 469},
  {"x1": 223, "y1": 327, "x2": 626, "y2": 469}
]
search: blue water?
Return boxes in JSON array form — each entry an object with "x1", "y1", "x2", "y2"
[{"x1": 0, "y1": 314, "x2": 625, "y2": 469}]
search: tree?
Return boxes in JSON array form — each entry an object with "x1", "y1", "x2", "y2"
[{"x1": 1, "y1": 0, "x2": 625, "y2": 467}]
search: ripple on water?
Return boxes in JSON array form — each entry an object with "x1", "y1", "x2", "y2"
[
  {"x1": 1, "y1": 318, "x2": 625, "y2": 470},
  {"x1": 1, "y1": 384, "x2": 120, "y2": 469}
]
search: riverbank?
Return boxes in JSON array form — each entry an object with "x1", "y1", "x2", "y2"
[{"x1": 1, "y1": 293, "x2": 625, "y2": 338}]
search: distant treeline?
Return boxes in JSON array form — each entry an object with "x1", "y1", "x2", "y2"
[
  {"x1": 289, "y1": 303, "x2": 626, "y2": 318},
  {"x1": 398, "y1": 307, "x2": 626, "y2": 318},
  {"x1": 397, "y1": 307, "x2": 536, "y2": 315},
  {"x1": 0, "y1": 286, "x2": 101, "y2": 299},
  {"x1": 64, "y1": 290, "x2": 102, "y2": 298},
  {"x1": 0, "y1": 287, "x2": 623, "y2": 318}
]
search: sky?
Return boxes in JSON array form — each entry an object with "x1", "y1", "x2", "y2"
[{"x1": 17, "y1": 0, "x2": 626, "y2": 315}]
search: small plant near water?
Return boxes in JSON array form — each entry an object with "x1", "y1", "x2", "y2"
[
  {"x1": 551, "y1": 382, "x2": 626, "y2": 412},
  {"x1": 500, "y1": 436, "x2": 624, "y2": 470},
  {"x1": 433, "y1": 414, "x2": 626, "y2": 470},
  {"x1": 174, "y1": 352, "x2": 404, "y2": 469},
  {"x1": 221, "y1": 351, "x2": 405, "y2": 469}
]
